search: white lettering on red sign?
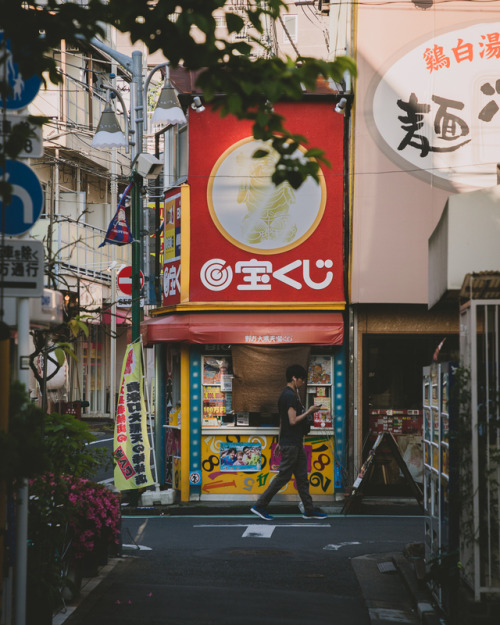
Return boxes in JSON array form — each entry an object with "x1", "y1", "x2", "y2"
[
  {"x1": 163, "y1": 264, "x2": 180, "y2": 297},
  {"x1": 244, "y1": 335, "x2": 294, "y2": 344},
  {"x1": 200, "y1": 258, "x2": 334, "y2": 292}
]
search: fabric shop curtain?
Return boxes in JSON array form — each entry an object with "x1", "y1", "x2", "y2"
[{"x1": 231, "y1": 345, "x2": 310, "y2": 414}]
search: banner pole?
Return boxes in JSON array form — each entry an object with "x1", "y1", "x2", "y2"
[{"x1": 141, "y1": 339, "x2": 158, "y2": 485}]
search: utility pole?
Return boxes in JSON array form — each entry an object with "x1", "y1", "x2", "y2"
[{"x1": 84, "y1": 38, "x2": 144, "y2": 341}]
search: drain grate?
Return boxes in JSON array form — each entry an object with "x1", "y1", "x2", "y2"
[{"x1": 377, "y1": 561, "x2": 397, "y2": 574}]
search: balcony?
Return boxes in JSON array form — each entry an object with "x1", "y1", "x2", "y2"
[{"x1": 31, "y1": 214, "x2": 131, "y2": 288}]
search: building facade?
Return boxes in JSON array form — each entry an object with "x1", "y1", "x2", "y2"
[
  {"x1": 349, "y1": 1, "x2": 500, "y2": 488},
  {"x1": 145, "y1": 94, "x2": 348, "y2": 502}
]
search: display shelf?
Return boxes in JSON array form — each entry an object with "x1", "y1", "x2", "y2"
[
  {"x1": 306, "y1": 355, "x2": 334, "y2": 429},
  {"x1": 202, "y1": 427, "x2": 280, "y2": 436}
]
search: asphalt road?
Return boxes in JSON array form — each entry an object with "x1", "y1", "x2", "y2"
[
  {"x1": 87, "y1": 430, "x2": 115, "y2": 484},
  {"x1": 63, "y1": 513, "x2": 424, "y2": 625}
]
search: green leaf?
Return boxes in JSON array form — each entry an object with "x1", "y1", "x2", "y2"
[
  {"x1": 53, "y1": 348, "x2": 66, "y2": 367},
  {"x1": 304, "y1": 147, "x2": 325, "y2": 159},
  {"x1": 246, "y1": 9, "x2": 264, "y2": 33},
  {"x1": 225, "y1": 12, "x2": 245, "y2": 35}
]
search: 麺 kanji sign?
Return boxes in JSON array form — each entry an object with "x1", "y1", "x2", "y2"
[
  {"x1": 0, "y1": 239, "x2": 44, "y2": 297},
  {"x1": 372, "y1": 21, "x2": 500, "y2": 189}
]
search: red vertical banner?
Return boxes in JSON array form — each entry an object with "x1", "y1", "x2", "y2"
[
  {"x1": 162, "y1": 191, "x2": 181, "y2": 306},
  {"x1": 113, "y1": 343, "x2": 155, "y2": 490}
]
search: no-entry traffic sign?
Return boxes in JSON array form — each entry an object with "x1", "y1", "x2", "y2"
[{"x1": 117, "y1": 265, "x2": 144, "y2": 296}]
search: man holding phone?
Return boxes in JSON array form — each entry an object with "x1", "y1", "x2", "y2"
[{"x1": 250, "y1": 364, "x2": 328, "y2": 521}]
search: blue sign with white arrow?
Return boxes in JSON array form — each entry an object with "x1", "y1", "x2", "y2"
[
  {"x1": 0, "y1": 34, "x2": 41, "y2": 110},
  {"x1": 0, "y1": 160, "x2": 44, "y2": 236}
]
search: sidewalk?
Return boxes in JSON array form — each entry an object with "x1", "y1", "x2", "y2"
[{"x1": 352, "y1": 549, "x2": 442, "y2": 625}]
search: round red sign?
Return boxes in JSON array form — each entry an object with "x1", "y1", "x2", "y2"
[{"x1": 117, "y1": 265, "x2": 144, "y2": 296}]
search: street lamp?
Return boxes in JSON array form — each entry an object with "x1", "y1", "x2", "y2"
[{"x1": 91, "y1": 43, "x2": 186, "y2": 342}]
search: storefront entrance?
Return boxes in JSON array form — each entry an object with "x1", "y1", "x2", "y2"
[{"x1": 361, "y1": 333, "x2": 459, "y2": 495}]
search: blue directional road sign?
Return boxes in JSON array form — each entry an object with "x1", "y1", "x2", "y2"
[
  {"x1": 0, "y1": 34, "x2": 41, "y2": 110},
  {"x1": 0, "y1": 160, "x2": 44, "y2": 236}
]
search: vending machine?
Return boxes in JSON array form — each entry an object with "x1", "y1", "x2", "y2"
[{"x1": 422, "y1": 361, "x2": 459, "y2": 613}]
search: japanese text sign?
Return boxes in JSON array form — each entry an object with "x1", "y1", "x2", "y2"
[
  {"x1": 162, "y1": 190, "x2": 182, "y2": 306},
  {"x1": 0, "y1": 239, "x2": 43, "y2": 297},
  {"x1": 188, "y1": 101, "x2": 345, "y2": 305},
  {"x1": 113, "y1": 343, "x2": 155, "y2": 490},
  {"x1": 373, "y1": 22, "x2": 500, "y2": 189}
]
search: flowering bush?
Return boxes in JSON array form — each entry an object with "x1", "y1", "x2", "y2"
[
  {"x1": 66, "y1": 476, "x2": 121, "y2": 556},
  {"x1": 29, "y1": 473, "x2": 121, "y2": 558}
]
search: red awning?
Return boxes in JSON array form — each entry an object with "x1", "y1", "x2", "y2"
[
  {"x1": 142, "y1": 311, "x2": 343, "y2": 346},
  {"x1": 102, "y1": 308, "x2": 131, "y2": 326}
]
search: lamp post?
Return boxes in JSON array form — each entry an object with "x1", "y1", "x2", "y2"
[{"x1": 91, "y1": 40, "x2": 186, "y2": 342}]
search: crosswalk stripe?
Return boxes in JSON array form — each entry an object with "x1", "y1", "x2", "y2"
[{"x1": 194, "y1": 523, "x2": 330, "y2": 538}]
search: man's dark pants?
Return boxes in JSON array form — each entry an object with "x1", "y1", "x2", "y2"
[{"x1": 255, "y1": 445, "x2": 314, "y2": 513}]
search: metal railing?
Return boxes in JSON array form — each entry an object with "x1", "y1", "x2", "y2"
[
  {"x1": 32, "y1": 215, "x2": 131, "y2": 281},
  {"x1": 460, "y1": 299, "x2": 500, "y2": 601},
  {"x1": 31, "y1": 215, "x2": 131, "y2": 417}
]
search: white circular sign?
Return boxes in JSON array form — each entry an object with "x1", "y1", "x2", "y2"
[
  {"x1": 189, "y1": 471, "x2": 201, "y2": 485},
  {"x1": 207, "y1": 137, "x2": 326, "y2": 255},
  {"x1": 372, "y1": 22, "x2": 500, "y2": 190}
]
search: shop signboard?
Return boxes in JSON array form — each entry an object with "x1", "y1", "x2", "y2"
[
  {"x1": 200, "y1": 435, "x2": 333, "y2": 496},
  {"x1": 351, "y1": 5, "x2": 500, "y2": 303},
  {"x1": 187, "y1": 101, "x2": 344, "y2": 306},
  {"x1": 162, "y1": 190, "x2": 182, "y2": 306}
]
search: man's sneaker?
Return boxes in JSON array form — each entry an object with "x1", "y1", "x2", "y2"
[
  {"x1": 251, "y1": 505, "x2": 273, "y2": 521},
  {"x1": 303, "y1": 508, "x2": 328, "y2": 519}
]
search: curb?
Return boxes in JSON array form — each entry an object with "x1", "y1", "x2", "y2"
[
  {"x1": 393, "y1": 551, "x2": 443, "y2": 625},
  {"x1": 52, "y1": 557, "x2": 123, "y2": 625}
]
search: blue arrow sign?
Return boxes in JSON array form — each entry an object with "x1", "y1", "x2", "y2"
[
  {"x1": 0, "y1": 160, "x2": 44, "y2": 235},
  {"x1": 0, "y1": 34, "x2": 41, "y2": 110}
]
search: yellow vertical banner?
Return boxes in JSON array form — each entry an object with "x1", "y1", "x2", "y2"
[{"x1": 114, "y1": 343, "x2": 155, "y2": 490}]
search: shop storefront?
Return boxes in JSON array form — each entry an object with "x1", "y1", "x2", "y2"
[
  {"x1": 144, "y1": 313, "x2": 346, "y2": 502},
  {"x1": 352, "y1": 305, "x2": 459, "y2": 495},
  {"x1": 144, "y1": 95, "x2": 348, "y2": 502}
]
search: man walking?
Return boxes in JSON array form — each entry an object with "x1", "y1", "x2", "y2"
[{"x1": 250, "y1": 364, "x2": 328, "y2": 521}]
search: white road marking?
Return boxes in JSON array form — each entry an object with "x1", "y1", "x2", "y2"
[
  {"x1": 122, "y1": 544, "x2": 152, "y2": 551},
  {"x1": 194, "y1": 523, "x2": 330, "y2": 538},
  {"x1": 243, "y1": 524, "x2": 276, "y2": 538},
  {"x1": 324, "y1": 541, "x2": 361, "y2": 550}
]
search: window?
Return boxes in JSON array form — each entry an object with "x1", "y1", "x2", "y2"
[
  {"x1": 164, "y1": 122, "x2": 188, "y2": 188},
  {"x1": 282, "y1": 14, "x2": 297, "y2": 44}
]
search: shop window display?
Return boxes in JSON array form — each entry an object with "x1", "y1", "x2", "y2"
[{"x1": 196, "y1": 347, "x2": 336, "y2": 497}]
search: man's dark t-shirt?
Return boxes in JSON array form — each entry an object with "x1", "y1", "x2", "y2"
[{"x1": 278, "y1": 386, "x2": 308, "y2": 447}]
